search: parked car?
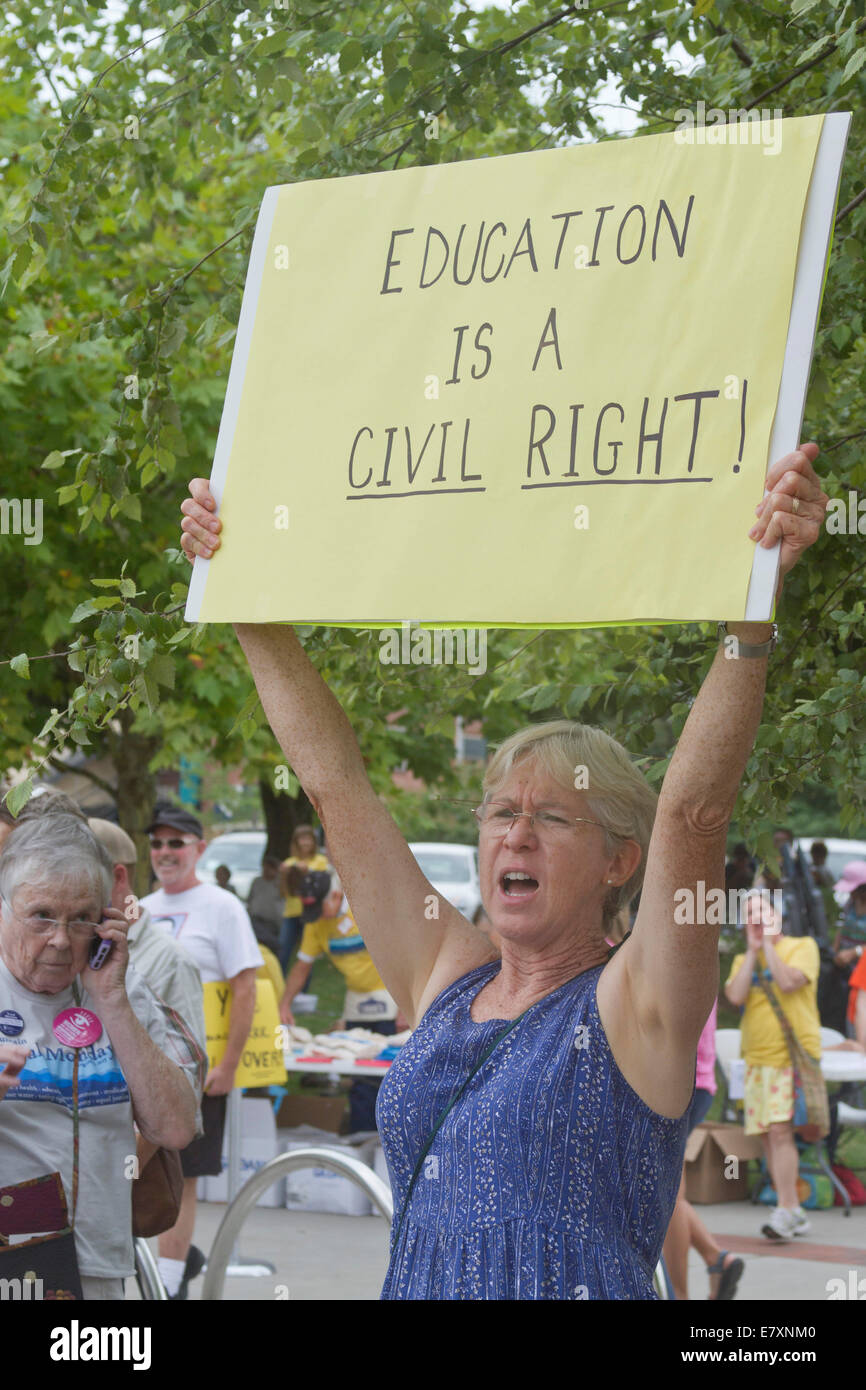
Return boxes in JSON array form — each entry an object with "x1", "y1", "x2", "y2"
[
  {"x1": 794, "y1": 836, "x2": 866, "y2": 909},
  {"x1": 409, "y1": 842, "x2": 483, "y2": 923},
  {"x1": 197, "y1": 830, "x2": 268, "y2": 901}
]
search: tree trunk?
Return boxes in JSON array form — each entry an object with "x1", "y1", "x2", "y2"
[
  {"x1": 258, "y1": 776, "x2": 315, "y2": 859},
  {"x1": 107, "y1": 709, "x2": 162, "y2": 899}
]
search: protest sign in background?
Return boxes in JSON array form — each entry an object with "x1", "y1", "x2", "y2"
[
  {"x1": 203, "y1": 978, "x2": 287, "y2": 1088},
  {"x1": 186, "y1": 114, "x2": 847, "y2": 629}
]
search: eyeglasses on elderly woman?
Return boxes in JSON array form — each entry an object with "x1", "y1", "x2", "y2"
[{"x1": 0, "y1": 901, "x2": 103, "y2": 937}]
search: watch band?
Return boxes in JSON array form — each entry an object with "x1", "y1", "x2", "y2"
[{"x1": 717, "y1": 621, "x2": 778, "y2": 658}]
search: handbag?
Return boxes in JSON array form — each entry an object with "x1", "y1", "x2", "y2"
[
  {"x1": 127, "y1": 916, "x2": 186, "y2": 1238},
  {"x1": 132, "y1": 1145, "x2": 184, "y2": 1237},
  {"x1": 392, "y1": 1009, "x2": 527, "y2": 1251},
  {"x1": 0, "y1": 1053, "x2": 84, "y2": 1300},
  {"x1": 757, "y1": 976, "x2": 830, "y2": 1142}
]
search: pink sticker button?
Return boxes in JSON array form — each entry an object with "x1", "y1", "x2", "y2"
[{"x1": 52, "y1": 1007, "x2": 102, "y2": 1048}]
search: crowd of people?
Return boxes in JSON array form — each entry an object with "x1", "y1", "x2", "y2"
[
  {"x1": 174, "y1": 444, "x2": 866, "y2": 1302},
  {"x1": 0, "y1": 785, "x2": 403, "y2": 1299},
  {"x1": 3, "y1": 442, "x2": 866, "y2": 1302}
]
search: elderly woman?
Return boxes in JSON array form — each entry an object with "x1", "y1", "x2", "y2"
[
  {"x1": 724, "y1": 889, "x2": 822, "y2": 1241},
  {"x1": 0, "y1": 816, "x2": 201, "y2": 1299},
  {"x1": 181, "y1": 443, "x2": 826, "y2": 1299}
]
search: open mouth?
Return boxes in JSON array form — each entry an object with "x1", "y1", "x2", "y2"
[{"x1": 500, "y1": 871, "x2": 539, "y2": 898}]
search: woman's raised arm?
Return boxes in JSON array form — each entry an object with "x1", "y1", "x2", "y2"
[
  {"x1": 180, "y1": 482, "x2": 492, "y2": 1022},
  {"x1": 606, "y1": 444, "x2": 827, "y2": 1054}
]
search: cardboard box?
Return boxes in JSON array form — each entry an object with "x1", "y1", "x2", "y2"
[
  {"x1": 204, "y1": 1138, "x2": 285, "y2": 1208},
  {"x1": 239, "y1": 1095, "x2": 278, "y2": 1139},
  {"x1": 200, "y1": 1097, "x2": 283, "y2": 1207},
  {"x1": 279, "y1": 1127, "x2": 372, "y2": 1216},
  {"x1": 685, "y1": 1122, "x2": 764, "y2": 1204},
  {"x1": 275, "y1": 1093, "x2": 347, "y2": 1133}
]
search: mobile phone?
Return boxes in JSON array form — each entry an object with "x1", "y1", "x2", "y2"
[{"x1": 88, "y1": 931, "x2": 113, "y2": 970}]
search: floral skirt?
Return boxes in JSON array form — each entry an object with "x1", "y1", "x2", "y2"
[{"x1": 743, "y1": 1063, "x2": 795, "y2": 1135}]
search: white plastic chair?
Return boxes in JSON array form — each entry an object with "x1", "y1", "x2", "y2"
[{"x1": 714, "y1": 1028, "x2": 742, "y2": 1086}]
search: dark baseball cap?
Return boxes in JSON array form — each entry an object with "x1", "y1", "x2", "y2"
[{"x1": 146, "y1": 804, "x2": 204, "y2": 839}]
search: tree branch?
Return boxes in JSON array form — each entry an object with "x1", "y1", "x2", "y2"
[
  {"x1": 777, "y1": 558, "x2": 866, "y2": 672},
  {"x1": 824, "y1": 428, "x2": 866, "y2": 453},
  {"x1": 45, "y1": 754, "x2": 117, "y2": 798},
  {"x1": 746, "y1": 16, "x2": 866, "y2": 109},
  {"x1": 836, "y1": 186, "x2": 866, "y2": 225}
]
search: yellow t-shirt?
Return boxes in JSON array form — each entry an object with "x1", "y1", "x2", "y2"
[
  {"x1": 727, "y1": 935, "x2": 821, "y2": 1066},
  {"x1": 257, "y1": 944, "x2": 285, "y2": 1001},
  {"x1": 282, "y1": 852, "x2": 330, "y2": 917},
  {"x1": 297, "y1": 911, "x2": 384, "y2": 995}
]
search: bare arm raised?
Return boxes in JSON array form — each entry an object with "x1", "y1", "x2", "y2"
[
  {"x1": 598, "y1": 443, "x2": 828, "y2": 1114},
  {"x1": 181, "y1": 484, "x2": 493, "y2": 1023}
]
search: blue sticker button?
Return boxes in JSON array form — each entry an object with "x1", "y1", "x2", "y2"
[{"x1": 0, "y1": 1010, "x2": 25, "y2": 1038}]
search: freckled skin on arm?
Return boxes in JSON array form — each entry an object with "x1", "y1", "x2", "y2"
[{"x1": 232, "y1": 623, "x2": 492, "y2": 1024}]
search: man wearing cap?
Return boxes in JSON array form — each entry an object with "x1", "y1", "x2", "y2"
[{"x1": 140, "y1": 803, "x2": 263, "y2": 1299}]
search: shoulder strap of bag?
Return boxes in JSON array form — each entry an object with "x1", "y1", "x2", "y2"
[
  {"x1": 392, "y1": 1010, "x2": 527, "y2": 1251},
  {"x1": 756, "y1": 974, "x2": 802, "y2": 1064},
  {"x1": 67, "y1": 982, "x2": 85, "y2": 1227}
]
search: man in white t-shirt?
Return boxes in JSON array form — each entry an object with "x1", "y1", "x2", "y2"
[{"x1": 141, "y1": 804, "x2": 263, "y2": 1299}]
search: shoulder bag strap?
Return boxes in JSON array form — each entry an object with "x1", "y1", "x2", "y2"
[
  {"x1": 68, "y1": 982, "x2": 85, "y2": 1228},
  {"x1": 756, "y1": 974, "x2": 802, "y2": 1065},
  {"x1": 391, "y1": 1010, "x2": 527, "y2": 1252}
]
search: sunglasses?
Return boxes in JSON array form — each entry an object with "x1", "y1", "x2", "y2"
[{"x1": 149, "y1": 836, "x2": 199, "y2": 850}]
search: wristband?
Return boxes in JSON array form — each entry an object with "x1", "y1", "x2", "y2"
[{"x1": 717, "y1": 621, "x2": 778, "y2": 658}]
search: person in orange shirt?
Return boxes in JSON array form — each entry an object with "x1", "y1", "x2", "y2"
[{"x1": 848, "y1": 949, "x2": 866, "y2": 1048}]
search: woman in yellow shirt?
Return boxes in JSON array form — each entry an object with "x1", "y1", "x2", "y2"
[
  {"x1": 278, "y1": 824, "x2": 329, "y2": 972},
  {"x1": 725, "y1": 891, "x2": 821, "y2": 1243}
]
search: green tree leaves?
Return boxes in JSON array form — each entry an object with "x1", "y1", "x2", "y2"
[{"x1": 0, "y1": 0, "x2": 864, "y2": 848}]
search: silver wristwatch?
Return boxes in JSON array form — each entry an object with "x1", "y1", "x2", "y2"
[{"x1": 717, "y1": 622, "x2": 778, "y2": 658}]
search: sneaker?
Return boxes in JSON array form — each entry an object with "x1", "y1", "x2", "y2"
[
  {"x1": 184, "y1": 1244, "x2": 207, "y2": 1281},
  {"x1": 168, "y1": 1245, "x2": 207, "y2": 1300},
  {"x1": 761, "y1": 1206, "x2": 797, "y2": 1241},
  {"x1": 791, "y1": 1207, "x2": 811, "y2": 1236}
]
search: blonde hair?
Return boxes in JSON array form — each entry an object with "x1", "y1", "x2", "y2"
[
  {"x1": 482, "y1": 720, "x2": 657, "y2": 923},
  {"x1": 290, "y1": 824, "x2": 318, "y2": 856}
]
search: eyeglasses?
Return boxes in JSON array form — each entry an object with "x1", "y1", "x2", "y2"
[
  {"x1": 468, "y1": 800, "x2": 610, "y2": 838},
  {"x1": 2, "y1": 904, "x2": 103, "y2": 939},
  {"x1": 149, "y1": 836, "x2": 198, "y2": 851}
]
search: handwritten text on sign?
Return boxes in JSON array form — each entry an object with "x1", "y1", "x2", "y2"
[
  {"x1": 203, "y1": 979, "x2": 287, "y2": 1089},
  {"x1": 190, "y1": 119, "x2": 824, "y2": 626}
]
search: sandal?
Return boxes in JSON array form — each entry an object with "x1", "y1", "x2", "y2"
[{"x1": 706, "y1": 1251, "x2": 744, "y2": 1301}]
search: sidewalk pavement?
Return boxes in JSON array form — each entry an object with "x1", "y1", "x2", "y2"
[
  {"x1": 129, "y1": 1203, "x2": 390, "y2": 1301},
  {"x1": 682, "y1": 1198, "x2": 866, "y2": 1302},
  {"x1": 126, "y1": 1197, "x2": 865, "y2": 1301}
]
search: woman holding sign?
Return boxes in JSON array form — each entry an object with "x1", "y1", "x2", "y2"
[{"x1": 181, "y1": 443, "x2": 827, "y2": 1300}]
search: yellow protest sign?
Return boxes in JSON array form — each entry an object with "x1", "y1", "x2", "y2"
[
  {"x1": 203, "y1": 978, "x2": 287, "y2": 1088},
  {"x1": 186, "y1": 114, "x2": 847, "y2": 629}
]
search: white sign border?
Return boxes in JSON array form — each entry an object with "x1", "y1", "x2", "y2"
[
  {"x1": 186, "y1": 187, "x2": 279, "y2": 622},
  {"x1": 744, "y1": 111, "x2": 851, "y2": 621}
]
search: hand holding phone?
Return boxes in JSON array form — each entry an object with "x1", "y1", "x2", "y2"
[{"x1": 88, "y1": 929, "x2": 113, "y2": 971}]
